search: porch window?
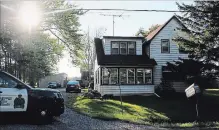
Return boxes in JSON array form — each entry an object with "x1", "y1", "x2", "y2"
[
  {"x1": 101, "y1": 67, "x2": 153, "y2": 85},
  {"x1": 128, "y1": 42, "x2": 135, "y2": 55},
  {"x1": 120, "y1": 68, "x2": 127, "y2": 85},
  {"x1": 127, "y1": 68, "x2": 135, "y2": 84},
  {"x1": 111, "y1": 42, "x2": 119, "y2": 54},
  {"x1": 102, "y1": 68, "x2": 109, "y2": 84},
  {"x1": 136, "y1": 69, "x2": 144, "y2": 84},
  {"x1": 101, "y1": 68, "x2": 118, "y2": 85},
  {"x1": 145, "y1": 69, "x2": 152, "y2": 84},
  {"x1": 109, "y1": 68, "x2": 118, "y2": 84},
  {"x1": 120, "y1": 42, "x2": 127, "y2": 55},
  {"x1": 95, "y1": 71, "x2": 97, "y2": 84},
  {"x1": 161, "y1": 39, "x2": 170, "y2": 53},
  {"x1": 119, "y1": 68, "x2": 135, "y2": 84},
  {"x1": 136, "y1": 68, "x2": 152, "y2": 84}
]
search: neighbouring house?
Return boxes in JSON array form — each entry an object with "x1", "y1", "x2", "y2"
[
  {"x1": 38, "y1": 73, "x2": 68, "y2": 88},
  {"x1": 93, "y1": 15, "x2": 189, "y2": 96}
]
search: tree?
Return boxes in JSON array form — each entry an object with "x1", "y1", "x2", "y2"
[
  {"x1": 136, "y1": 24, "x2": 160, "y2": 37},
  {"x1": 166, "y1": 1, "x2": 219, "y2": 88},
  {"x1": 0, "y1": 1, "x2": 66, "y2": 86},
  {"x1": 77, "y1": 27, "x2": 106, "y2": 81},
  {"x1": 40, "y1": 0, "x2": 85, "y2": 65}
]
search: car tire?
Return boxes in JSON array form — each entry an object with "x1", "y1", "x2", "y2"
[{"x1": 36, "y1": 109, "x2": 53, "y2": 125}]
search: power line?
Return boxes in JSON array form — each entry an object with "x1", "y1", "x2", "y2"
[
  {"x1": 81, "y1": 8, "x2": 186, "y2": 12},
  {"x1": 46, "y1": 8, "x2": 190, "y2": 14}
]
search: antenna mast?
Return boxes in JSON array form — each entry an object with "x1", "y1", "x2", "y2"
[{"x1": 100, "y1": 13, "x2": 129, "y2": 36}]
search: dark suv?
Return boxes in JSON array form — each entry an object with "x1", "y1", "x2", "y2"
[{"x1": 66, "y1": 81, "x2": 81, "y2": 93}]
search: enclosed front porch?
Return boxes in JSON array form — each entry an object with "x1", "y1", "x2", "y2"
[{"x1": 94, "y1": 67, "x2": 155, "y2": 96}]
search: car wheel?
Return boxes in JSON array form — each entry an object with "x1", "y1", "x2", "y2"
[{"x1": 37, "y1": 109, "x2": 53, "y2": 125}]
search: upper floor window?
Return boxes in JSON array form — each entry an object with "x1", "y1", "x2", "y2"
[
  {"x1": 111, "y1": 42, "x2": 119, "y2": 54},
  {"x1": 111, "y1": 41, "x2": 136, "y2": 55},
  {"x1": 161, "y1": 39, "x2": 170, "y2": 53},
  {"x1": 120, "y1": 42, "x2": 127, "y2": 55},
  {"x1": 128, "y1": 42, "x2": 135, "y2": 55}
]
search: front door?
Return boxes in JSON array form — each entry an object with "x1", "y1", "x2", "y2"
[{"x1": 0, "y1": 73, "x2": 28, "y2": 112}]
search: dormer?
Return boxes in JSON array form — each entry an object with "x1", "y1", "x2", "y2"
[{"x1": 102, "y1": 36, "x2": 145, "y2": 55}]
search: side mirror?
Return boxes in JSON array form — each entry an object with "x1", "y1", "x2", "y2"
[{"x1": 16, "y1": 83, "x2": 23, "y2": 89}]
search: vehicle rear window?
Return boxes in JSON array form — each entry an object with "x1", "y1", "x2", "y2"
[{"x1": 67, "y1": 81, "x2": 79, "y2": 85}]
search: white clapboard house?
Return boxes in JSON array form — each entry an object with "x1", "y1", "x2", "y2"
[{"x1": 94, "y1": 15, "x2": 189, "y2": 96}]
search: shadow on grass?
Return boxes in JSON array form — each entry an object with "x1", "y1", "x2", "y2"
[
  {"x1": 113, "y1": 93, "x2": 219, "y2": 123},
  {"x1": 69, "y1": 91, "x2": 219, "y2": 128}
]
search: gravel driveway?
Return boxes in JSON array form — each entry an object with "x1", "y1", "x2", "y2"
[{"x1": 0, "y1": 88, "x2": 167, "y2": 130}]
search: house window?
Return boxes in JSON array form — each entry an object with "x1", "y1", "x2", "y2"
[
  {"x1": 119, "y1": 68, "x2": 135, "y2": 84},
  {"x1": 111, "y1": 42, "x2": 119, "y2": 54},
  {"x1": 97, "y1": 69, "x2": 100, "y2": 84},
  {"x1": 101, "y1": 68, "x2": 153, "y2": 85},
  {"x1": 136, "y1": 68, "x2": 152, "y2": 84},
  {"x1": 111, "y1": 41, "x2": 136, "y2": 55},
  {"x1": 109, "y1": 68, "x2": 118, "y2": 85},
  {"x1": 145, "y1": 69, "x2": 152, "y2": 84},
  {"x1": 136, "y1": 69, "x2": 144, "y2": 84},
  {"x1": 120, "y1": 68, "x2": 127, "y2": 85},
  {"x1": 120, "y1": 42, "x2": 127, "y2": 55},
  {"x1": 95, "y1": 71, "x2": 98, "y2": 84},
  {"x1": 127, "y1": 69, "x2": 135, "y2": 84},
  {"x1": 128, "y1": 42, "x2": 135, "y2": 55},
  {"x1": 101, "y1": 68, "x2": 118, "y2": 85},
  {"x1": 161, "y1": 39, "x2": 170, "y2": 53},
  {"x1": 102, "y1": 68, "x2": 109, "y2": 84}
]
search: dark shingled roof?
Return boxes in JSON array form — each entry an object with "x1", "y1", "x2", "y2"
[
  {"x1": 103, "y1": 36, "x2": 145, "y2": 40},
  {"x1": 94, "y1": 38, "x2": 157, "y2": 66}
]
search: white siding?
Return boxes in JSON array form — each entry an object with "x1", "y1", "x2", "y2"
[
  {"x1": 94, "y1": 57, "x2": 100, "y2": 90},
  {"x1": 150, "y1": 18, "x2": 188, "y2": 86},
  {"x1": 99, "y1": 85, "x2": 154, "y2": 96},
  {"x1": 103, "y1": 38, "x2": 142, "y2": 55}
]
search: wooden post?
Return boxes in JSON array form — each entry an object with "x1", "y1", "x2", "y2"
[
  {"x1": 118, "y1": 83, "x2": 123, "y2": 114},
  {"x1": 195, "y1": 94, "x2": 200, "y2": 122}
]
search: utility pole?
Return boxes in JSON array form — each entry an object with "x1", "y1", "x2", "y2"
[{"x1": 100, "y1": 14, "x2": 129, "y2": 36}]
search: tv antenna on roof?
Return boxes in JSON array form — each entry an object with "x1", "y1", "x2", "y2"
[{"x1": 100, "y1": 13, "x2": 129, "y2": 36}]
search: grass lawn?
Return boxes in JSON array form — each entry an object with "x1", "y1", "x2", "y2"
[
  {"x1": 67, "y1": 89, "x2": 219, "y2": 128},
  {"x1": 82, "y1": 88, "x2": 88, "y2": 93}
]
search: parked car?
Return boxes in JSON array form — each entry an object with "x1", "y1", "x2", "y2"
[
  {"x1": 47, "y1": 82, "x2": 58, "y2": 89},
  {"x1": 66, "y1": 81, "x2": 81, "y2": 93},
  {"x1": 57, "y1": 82, "x2": 62, "y2": 88},
  {"x1": 0, "y1": 71, "x2": 64, "y2": 123}
]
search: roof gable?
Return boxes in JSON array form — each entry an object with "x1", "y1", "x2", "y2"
[{"x1": 146, "y1": 15, "x2": 187, "y2": 42}]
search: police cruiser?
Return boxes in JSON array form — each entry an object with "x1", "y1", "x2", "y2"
[{"x1": 0, "y1": 71, "x2": 64, "y2": 122}]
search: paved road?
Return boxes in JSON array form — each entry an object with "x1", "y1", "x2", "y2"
[{"x1": 0, "y1": 88, "x2": 167, "y2": 130}]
